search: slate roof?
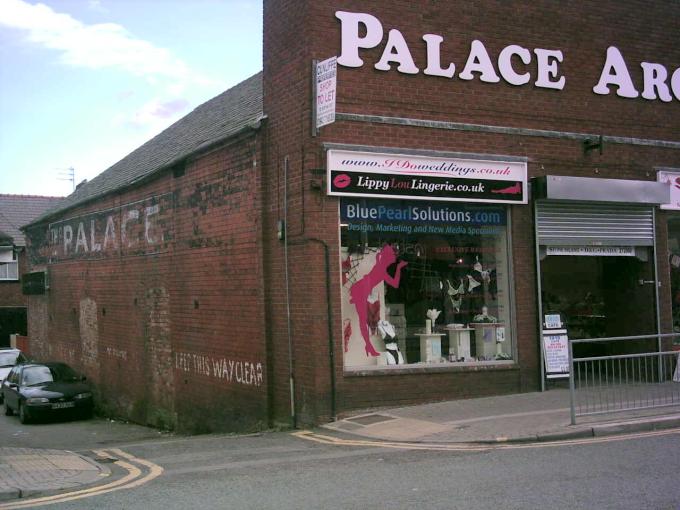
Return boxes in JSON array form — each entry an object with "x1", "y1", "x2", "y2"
[
  {"x1": 31, "y1": 72, "x2": 264, "y2": 225},
  {"x1": 0, "y1": 195, "x2": 64, "y2": 246}
]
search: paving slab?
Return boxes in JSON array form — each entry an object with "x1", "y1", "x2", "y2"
[
  {"x1": 323, "y1": 388, "x2": 680, "y2": 444},
  {"x1": 0, "y1": 447, "x2": 108, "y2": 501}
]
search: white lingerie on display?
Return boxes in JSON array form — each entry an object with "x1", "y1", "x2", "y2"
[
  {"x1": 377, "y1": 320, "x2": 396, "y2": 339},
  {"x1": 383, "y1": 342, "x2": 404, "y2": 365},
  {"x1": 377, "y1": 320, "x2": 404, "y2": 365},
  {"x1": 467, "y1": 274, "x2": 481, "y2": 291}
]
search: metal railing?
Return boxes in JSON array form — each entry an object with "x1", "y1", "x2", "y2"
[{"x1": 568, "y1": 333, "x2": 680, "y2": 425}]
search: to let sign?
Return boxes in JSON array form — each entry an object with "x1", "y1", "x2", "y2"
[{"x1": 316, "y1": 56, "x2": 337, "y2": 129}]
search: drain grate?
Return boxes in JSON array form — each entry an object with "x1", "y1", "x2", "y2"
[{"x1": 345, "y1": 414, "x2": 396, "y2": 426}]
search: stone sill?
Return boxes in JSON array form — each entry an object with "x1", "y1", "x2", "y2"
[{"x1": 344, "y1": 360, "x2": 519, "y2": 377}]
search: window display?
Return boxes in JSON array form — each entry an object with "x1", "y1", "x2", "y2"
[
  {"x1": 668, "y1": 217, "x2": 680, "y2": 344},
  {"x1": 340, "y1": 198, "x2": 514, "y2": 368}
]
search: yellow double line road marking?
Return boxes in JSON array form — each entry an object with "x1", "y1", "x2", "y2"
[
  {"x1": 0, "y1": 448, "x2": 163, "y2": 509},
  {"x1": 293, "y1": 426, "x2": 680, "y2": 451}
]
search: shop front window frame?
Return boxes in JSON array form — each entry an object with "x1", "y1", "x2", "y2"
[{"x1": 338, "y1": 197, "x2": 517, "y2": 372}]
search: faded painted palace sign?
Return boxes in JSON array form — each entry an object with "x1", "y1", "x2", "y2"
[{"x1": 44, "y1": 193, "x2": 173, "y2": 262}]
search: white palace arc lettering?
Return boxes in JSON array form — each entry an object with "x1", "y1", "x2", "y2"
[{"x1": 335, "y1": 11, "x2": 680, "y2": 103}]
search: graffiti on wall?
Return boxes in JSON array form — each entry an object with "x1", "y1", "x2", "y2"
[
  {"x1": 44, "y1": 193, "x2": 173, "y2": 262},
  {"x1": 174, "y1": 351, "x2": 264, "y2": 387},
  {"x1": 105, "y1": 347, "x2": 128, "y2": 360}
]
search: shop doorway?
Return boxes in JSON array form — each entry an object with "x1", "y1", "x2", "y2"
[{"x1": 540, "y1": 250, "x2": 657, "y2": 357}]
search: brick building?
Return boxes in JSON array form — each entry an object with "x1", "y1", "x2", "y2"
[
  {"x1": 0, "y1": 194, "x2": 62, "y2": 347},
  {"x1": 24, "y1": 1, "x2": 680, "y2": 432}
]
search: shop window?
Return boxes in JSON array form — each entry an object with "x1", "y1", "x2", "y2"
[
  {"x1": 339, "y1": 198, "x2": 513, "y2": 369},
  {"x1": 668, "y1": 217, "x2": 680, "y2": 345}
]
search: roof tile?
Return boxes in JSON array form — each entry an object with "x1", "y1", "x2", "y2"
[{"x1": 0, "y1": 195, "x2": 64, "y2": 246}]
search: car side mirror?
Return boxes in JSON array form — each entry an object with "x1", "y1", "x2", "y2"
[
  {"x1": 6, "y1": 382, "x2": 17, "y2": 390},
  {"x1": 81, "y1": 375, "x2": 87, "y2": 382}
]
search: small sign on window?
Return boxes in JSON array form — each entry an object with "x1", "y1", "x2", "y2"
[{"x1": 544, "y1": 314, "x2": 562, "y2": 329}]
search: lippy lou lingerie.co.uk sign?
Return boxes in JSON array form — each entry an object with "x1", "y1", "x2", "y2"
[{"x1": 327, "y1": 149, "x2": 527, "y2": 204}]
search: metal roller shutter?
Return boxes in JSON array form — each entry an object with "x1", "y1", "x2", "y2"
[{"x1": 535, "y1": 201, "x2": 655, "y2": 246}]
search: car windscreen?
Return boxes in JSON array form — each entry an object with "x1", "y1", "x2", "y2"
[
  {"x1": 48, "y1": 364, "x2": 81, "y2": 382},
  {"x1": 22, "y1": 366, "x2": 54, "y2": 386},
  {"x1": 0, "y1": 352, "x2": 19, "y2": 368},
  {"x1": 20, "y1": 365, "x2": 82, "y2": 386}
]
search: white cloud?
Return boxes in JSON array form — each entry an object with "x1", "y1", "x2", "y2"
[
  {"x1": 130, "y1": 97, "x2": 190, "y2": 127},
  {"x1": 111, "y1": 96, "x2": 191, "y2": 137},
  {"x1": 87, "y1": 0, "x2": 107, "y2": 13},
  {"x1": 0, "y1": 0, "x2": 210, "y2": 84}
]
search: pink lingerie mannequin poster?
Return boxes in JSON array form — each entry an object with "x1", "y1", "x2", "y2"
[{"x1": 348, "y1": 244, "x2": 407, "y2": 357}]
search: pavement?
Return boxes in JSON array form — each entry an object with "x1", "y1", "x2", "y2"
[
  {"x1": 0, "y1": 447, "x2": 109, "y2": 502},
  {"x1": 2, "y1": 388, "x2": 680, "y2": 502},
  {"x1": 322, "y1": 387, "x2": 680, "y2": 443}
]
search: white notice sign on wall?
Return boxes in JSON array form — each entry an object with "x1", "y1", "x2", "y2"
[
  {"x1": 543, "y1": 329, "x2": 570, "y2": 377},
  {"x1": 316, "y1": 56, "x2": 337, "y2": 129}
]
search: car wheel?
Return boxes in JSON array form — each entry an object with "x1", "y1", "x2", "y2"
[
  {"x1": 79, "y1": 406, "x2": 93, "y2": 420},
  {"x1": 3, "y1": 401, "x2": 12, "y2": 416},
  {"x1": 18, "y1": 403, "x2": 30, "y2": 424}
]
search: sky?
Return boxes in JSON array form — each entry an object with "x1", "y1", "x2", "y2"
[{"x1": 0, "y1": 0, "x2": 263, "y2": 196}]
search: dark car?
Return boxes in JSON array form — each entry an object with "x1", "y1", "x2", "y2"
[{"x1": 2, "y1": 362, "x2": 93, "y2": 424}]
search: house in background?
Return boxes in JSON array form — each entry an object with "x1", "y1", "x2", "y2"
[{"x1": 0, "y1": 194, "x2": 63, "y2": 347}]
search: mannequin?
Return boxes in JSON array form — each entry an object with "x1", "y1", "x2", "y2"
[
  {"x1": 377, "y1": 319, "x2": 404, "y2": 365},
  {"x1": 473, "y1": 305, "x2": 497, "y2": 323}
]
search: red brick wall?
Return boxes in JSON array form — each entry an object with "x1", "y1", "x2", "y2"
[
  {"x1": 0, "y1": 249, "x2": 27, "y2": 307},
  {"x1": 263, "y1": 0, "x2": 680, "y2": 423},
  {"x1": 655, "y1": 209, "x2": 677, "y2": 351},
  {"x1": 263, "y1": 0, "x2": 326, "y2": 427},
  {"x1": 13, "y1": 334, "x2": 29, "y2": 353},
  {"x1": 25, "y1": 133, "x2": 268, "y2": 433}
]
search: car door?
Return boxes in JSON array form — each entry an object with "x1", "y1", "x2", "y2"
[{"x1": 4, "y1": 366, "x2": 21, "y2": 410}]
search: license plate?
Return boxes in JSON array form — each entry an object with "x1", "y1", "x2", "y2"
[{"x1": 52, "y1": 401, "x2": 75, "y2": 409}]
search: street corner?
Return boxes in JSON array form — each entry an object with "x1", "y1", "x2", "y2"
[
  {"x1": 0, "y1": 447, "x2": 110, "y2": 503},
  {"x1": 0, "y1": 489, "x2": 20, "y2": 504},
  {"x1": 320, "y1": 412, "x2": 453, "y2": 442},
  {"x1": 0, "y1": 447, "x2": 162, "y2": 509}
]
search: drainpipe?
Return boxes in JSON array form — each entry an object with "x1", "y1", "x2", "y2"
[
  {"x1": 288, "y1": 237, "x2": 336, "y2": 421},
  {"x1": 283, "y1": 156, "x2": 296, "y2": 427},
  {"x1": 282, "y1": 155, "x2": 337, "y2": 424}
]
